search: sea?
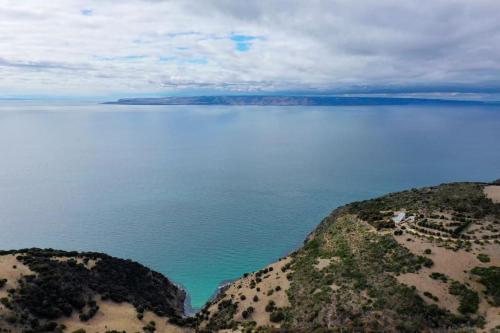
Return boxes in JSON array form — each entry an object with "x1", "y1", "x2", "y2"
[{"x1": 0, "y1": 100, "x2": 499, "y2": 309}]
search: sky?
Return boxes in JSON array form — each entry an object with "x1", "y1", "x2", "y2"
[{"x1": 1, "y1": 0, "x2": 500, "y2": 97}]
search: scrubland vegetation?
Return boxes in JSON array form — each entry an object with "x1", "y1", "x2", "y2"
[{"x1": 1, "y1": 181, "x2": 499, "y2": 332}]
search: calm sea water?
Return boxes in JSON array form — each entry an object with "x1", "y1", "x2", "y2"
[{"x1": 0, "y1": 101, "x2": 499, "y2": 308}]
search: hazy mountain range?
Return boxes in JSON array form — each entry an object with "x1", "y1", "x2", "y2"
[{"x1": 104, "y1": 95, "x2": 495, "y2": 106}]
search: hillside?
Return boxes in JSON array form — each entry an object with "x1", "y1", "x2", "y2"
[
  {"x1": 1, "y1": 181, "x2": 499, "y2": 333},
  {"x1": 199, "y1": 181, "x2": 500, "y2": 332},
  {"x1": 0, "y1": 249, "x2": 189, "y2": 333}
]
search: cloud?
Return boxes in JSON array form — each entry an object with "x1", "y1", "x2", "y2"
[
  {"x1": 0, "y1": 0, "x2": 499, "y2": 95},
  {"x1": 0, "y1": 57, "x2": 89, "y2": 71}
]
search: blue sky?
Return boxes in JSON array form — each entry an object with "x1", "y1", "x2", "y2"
[{"x1": 1, "y1": 0, "x2": 500, "y2": 96}]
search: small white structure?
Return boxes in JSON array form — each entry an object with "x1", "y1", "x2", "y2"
[{"x1": 392, "y1": 212, "x2": 406, "y2": 224}]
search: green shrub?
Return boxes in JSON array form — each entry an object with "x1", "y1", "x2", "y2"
[
  {"x1": 265, "y1": 300, "x2": 276, "y2": 312},
  {"x1": 477, "y1": 253, "x2": 490, "y2": 263},
  {"x1": 0, "y1": 297, "x2": 12, "y2": 309},
  {"x1": 6, "y1": 314, "x2": 18, "y2": 324},
  {"x1": 470, "y1": 266, "x2": 500, "y2": 306},
  {"x1": 449, "y1": 281, "x2": 479, "y2": 314},
  {"x1": 270, "y1": 309, "x2": 285, "y2": 323},
  {"x1": 241, "y1": 306, "x2": 254, "y2": 319},
  {"x1": 429, "y1": 272, "x2": 448, "y2": 282},
  {"x1": 423, "y1": 291, "x2": 439, "y2": 301},
  {"x1": 143, "y1": 320, "x2": 156, "y2": 333}
]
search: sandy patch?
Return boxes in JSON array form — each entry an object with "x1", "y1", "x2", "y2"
[
  {"x1": 397, "y1": 271, "x2": 459, "y2": 313},
  {"x1": 52, "y1": 256, "x2": 100, "y2": 269},
  {"x1": 0, "y1": 254, "x2": 33, "y2": 299},
  {"x1": 484, "y1": 306, "x2": 500, "y2": 332},
  {"x1": 314, "y1": 257, "x2": 341, "y2": 271},
  {"x1": 59, "y1": 300, "x2": 192, "y2": 333},
  {"x1": 315, "y1": 258, "x2": 332, "y2": 270},
  {"x1": 394, "y1": 232, "x2": 498, "y2": 282},
  {"x1": 484, "y1": 185, "x2": 500, "y2": 203},
  {"x1": 0, "y1": 254, "x2": 34, "y2": 332},
  {"x1": 394, "y1": 231, "x2": 500, "y2": 325}
]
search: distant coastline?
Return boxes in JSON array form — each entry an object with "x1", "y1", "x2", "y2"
[{"x1": 103, "y1": 95, "x2": 496, "y2": 106}]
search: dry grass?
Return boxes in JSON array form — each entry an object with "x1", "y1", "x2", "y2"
[
  {"x1": 59, "y1": 300, "x2": 192, "y2": 333},
  {"x1": 393, "y1": 231, "x2": 500, "y2": 323},
  {"x1": 0, "y1": 254, "x2": 32, "y2": 298},
  {"x1": 204, "y1": 257, "x2": 292, "y2": 329},
  {"x1": 0, "y1": 255, "x2": 34, "y2": 332}
]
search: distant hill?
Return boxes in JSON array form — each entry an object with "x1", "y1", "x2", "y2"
[
  {"x1": 103, "y1": 95, "x2": 493, "y2": 106},
  {"x1": 1, "y1": 181, "x2": 499, "y2": 332}
]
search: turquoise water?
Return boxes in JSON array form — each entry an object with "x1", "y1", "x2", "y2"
[{"x1": 0, "y1": 101, "x2": 499, "y2": 308}]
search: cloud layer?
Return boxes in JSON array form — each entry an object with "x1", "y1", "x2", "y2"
[{"x1": 1, "y1": 0, "x2": 500, "y2": 95}]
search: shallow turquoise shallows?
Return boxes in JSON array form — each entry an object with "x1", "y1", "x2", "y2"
[{"x1": 1, "y1": 101, "x2": 500, "y2": 309}]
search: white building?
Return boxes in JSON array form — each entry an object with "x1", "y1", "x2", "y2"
[{"x1": 392, "y1": 212, "x2": 406, "y2": 224}]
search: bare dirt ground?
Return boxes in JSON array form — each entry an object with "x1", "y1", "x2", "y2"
[
  {"x1": 484, "y1": 185, "x2": 500, "y2": 203},
  {"x1": 52, "y1": 256, "x2": 100, "y2": 269},
  {"x1": 0, "y1": 254, "x2": 32, "y2": 299},
  {"x1": 59, "y1": 301, "x2": 192, "y2": 333},
  {"x1": 393, "y1": 231, "x2": 500, "y2": 326},
  {"x1": 314, "y1": 258, "x2": 333, "y2": 270},
  {"x1": 0, "y1": 255, "x2": 34, "y2": 332}
]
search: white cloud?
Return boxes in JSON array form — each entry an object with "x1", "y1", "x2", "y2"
[{"x1": 0, "y1": 0, "x2": 499, "y2": 95}]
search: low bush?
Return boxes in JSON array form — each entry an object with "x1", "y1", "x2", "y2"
[
  {"x1": 429, "y1": 272, "x2": 448, "y2": 282},
  {"x1": 477, "y1": 253, "x2": 490, "y2": 263},
  {"x1": 470, "y1": 266, "x2": 500, "y2": 306},
  {"x1": 449, "y1": 281, "x2": 479, "y2": 314},
  {"x1": 265, "y1": 300, "x2": 276, "y2": 312},
  {"x1": 270, "y1": 309, "x2": 285, "y2": 323}
]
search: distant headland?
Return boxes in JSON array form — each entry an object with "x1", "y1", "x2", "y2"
[{"x1": 103, "y1": 95, "x2": 495, "y2": 106}]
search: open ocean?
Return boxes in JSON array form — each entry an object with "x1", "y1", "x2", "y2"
[{"x1": 1, "y1": 101, "x2": 499, "y2": 308}]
